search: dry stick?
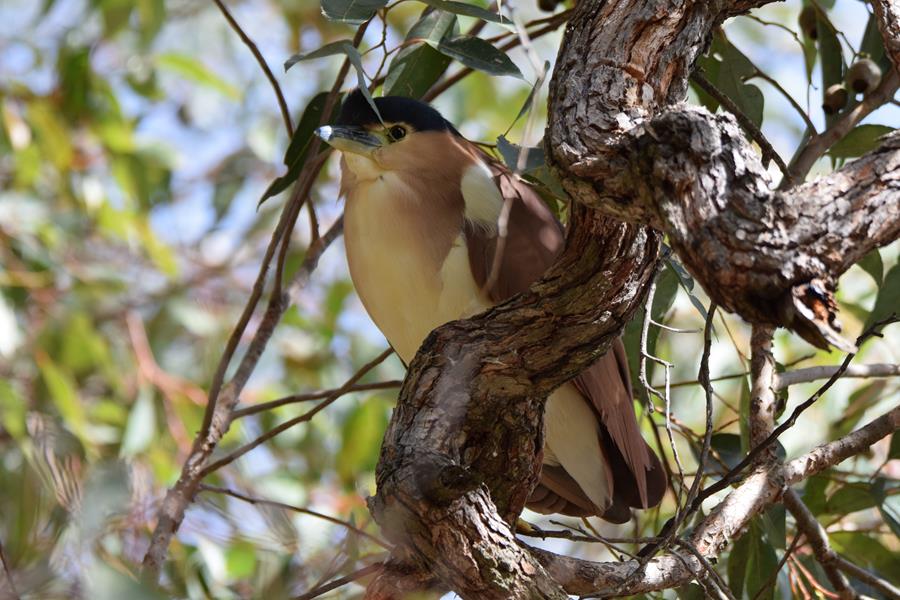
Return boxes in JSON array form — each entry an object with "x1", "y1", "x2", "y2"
[
  {"x1": 198, "y1": 348, "x2": 393, "y2": 477},
  {"x1": 212, "y1": 0, "x2": 293, "y2": 137},
  {"x1": 292, "y1": 562, "x2": 382, "y2": 600},
  {"x1": 198, "y1": 484, "x2": 391, "y2": 549},
  {"x1": 748, "y1": 324, "x2": 777, "y2": 457},
  {"x1": 833, "y1": 555, "x2": 900, "y2": 600},
  {"x1": 233, "y1": 380, "x2": 403, "y2": 419},
  {"x1": 783, "y1": 490, "x2": 858, "y2": 600},
  {"x1": 691, "y1": 71, "x2": 792, "y2": 184},
  {"x1": 642, "y1": 318, "x2": 894, "y2": 559},
  {"x1": 782, "y1": 69, "x2": 900, "y2": 188}
]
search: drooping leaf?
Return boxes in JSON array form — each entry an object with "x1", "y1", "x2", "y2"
[
  {"x1": 829, "y1": 381, "x2": 887, "y2": 439},
  {"x1": 496, "y1": 135, "x2": 545, "y2": 172},
  {"x1": 857, "y1": 248, "x2": 884, "y2": 286},
  {"x1": 262, "y1": 91, "x2": 341, "y2": 202},
  {"x1": 436, "y1": 36, "x2": 523, "y2": 78},
  {"x1": 418, "y1": 0, "x2": 511, "y2": 26},
  {"x1": 860, "y1": 13, "x2": 891, "y2": 71},
  {"x1": 336, "y1": 398, "x2": 390, "y2": 485},
  {"x1": 830, "y1": 532, "x2": 900, "y2": 585},
  {"x1": 320, "y1": 0, "x2": 387, "y2": 24},
  {"x1": 870, "y1": 477, "x2": 900, "y2": 538},
  {"x1": 710, "y1": 433, "x2": 743, "y2": 472},
  {"x1": 623, "y1": 264, "x2": 679, "y2": 396},
  {"x1": 864, "y1": 263, "x2": 900, "y2": 328},
  {"x1": 890, "y1": 430, "x2": 900, "y2": 460},
  {"x1": 804, "y1": 473, "x2": 830, "y2": 515},
  {"x1": 761, "y1": 503, "x2": 786, "y2": 550},
  {"x1": 384, "y1": 10, "x2": 456, "y2": 98},
  {"x1": 828, "y1": 124, "x2": 894, "y2": 158},
  {"x1": 120, "y1": 386, "x2": 156, "y2": 457},
  {"x1": 816, "y1": 9, "x2": 843, "y2": 126}
]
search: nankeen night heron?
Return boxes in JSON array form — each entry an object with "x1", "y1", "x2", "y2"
[{"x1": 317, "y1": 90, "x2": 666, "y2": 522}]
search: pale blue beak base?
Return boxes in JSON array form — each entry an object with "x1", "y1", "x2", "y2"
[{"x1": 315, "y1": 125, "x2": 383, "y2": 154}]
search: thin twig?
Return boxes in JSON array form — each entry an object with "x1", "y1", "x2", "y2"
[
  {"x1": 691, "y1": 70, "x2": 793, "y2": 184},
  {"x1": 212, "y1": 0, "x2": 293, "y2": 137},
  {"x1": 776, "y1": 363, "x2": 900, "y2": 390},
  {"x1": 783, "y1": 489, "x2": 858, "y2": 600},
  {"x1": 233, "y1": 380, "x2": 402, "y2": 419},
  {"x1": 199, "y1": 349, "x2": 393, "y2": 477},
  {"x1": 292, "y1": 562, "x2": 383, "y2": 600},
  {"x1": 833, "y1": 555, "x2": 900, "y2": 599},
  {"x1": 198, "y1": 484, "x2": 391, "y2": 549}
]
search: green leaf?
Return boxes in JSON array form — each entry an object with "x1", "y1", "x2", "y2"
[
  {"x1": 623, "y1": 264, "x2": 679, "y2": 395},
  {"x1": 871, "y1": 477, "x2": 900, "y2": 538},
  {"x1": 860, "y1": 13, "x2": 891, "y2": 72},
  {"x1": 761, "y1": 503, "x2": 786, "y2": 550},
  {"x1": 857, "y1": 249, "x2": 884, "y2": 286},
  {"x1": 226, "y1": 541, "x2": 257, "y2": 579},
  {"x1": 418, "y1": 0, "x2": 511, "y2": 26},
  {"x1": 738, "y1": 375, "x2": 751, "y2": 453},
  {"x1": 745, "y1": 518, "x2": 779, "y2": 600},
  {"x1": 384, "y1": 11, "x2": 456, "y2": 98},
  {"x1": 816, "y1": 10, "x2": 843, "y2": 126},
  {"x1": 436, "y1": 36, "x2": 523, "y2": 78},
  {"x1": 890, "y1": 430, "x2": 900, "y2": 460},
  {"x1": 830, "y1": 532, "x2": 900, "y2": 585},
  {"x1": 285, "y1": 42, "x2": 380, "y2": 122},
  {"x1": 120, "y1": 387, "x2": 156, "y2": 457},
  {"x1": 865, "y1": 263, "x2": 900, "y2": 328},
  {"x1": 728, "y1": 525, "x2": 751, "y2": 597},
  {"x1": 262, "y1": 91, "x2": 340, "y2": 202},
  {"x1": 496, "y1": 135, "x2": 545, "y2": 172},
  {"x1": 0, "y1": 379, "x2": 26, "y2": 441},
  {"x1": 675, "y1": 583, "x2": 706, "y2": 600},
  {"x1": 825, "y1": 482, "x2": 877, "y2": 515},
  {"x1": 803, "y1": 474, "x2": 830, "y2": 515},
  {"x1": 336, "y1": 398, "x2": 390, "y2": 485},
  {"x1": 320, "y1": 0, "x2": 387, "y2": 24},
  {"x1": 37, "y1": 354, "x2": 88, "y2": 439},
  {"x1": 828, "y1": 124, "x2": 894, "y2": 158},
  {"x1": 829, "y1": 381, "x2": 886, "y2": 438},
  {"x1": 156, "y1": 53, "x2": 240, "y2": 100},
  {"x1": 711, "y1": 433, "x2": 743, "y2": 471}
]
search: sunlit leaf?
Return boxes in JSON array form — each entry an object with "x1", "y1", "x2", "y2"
[
  {"x1": 121, "y1": 387, "x2": 157, "y2": 457},
  {"x1": 385, "y1": 10, "x2": 456, "y2": 98},
  {"x1": 864, "y1": 263, "x2": 900, "y2": 328},
  {"x1": 418, "y1": 0, "x2": 511, "y2": 26},
  {"x1": 37, "y1": 353, "x2": 88, "y2": 439},
  {"x1": 857, "y1": 248, "x2": 884, "y2": 286},
  {"x1": 336, "y1": 397, "x2": 389, "y2": 485},
  {"x1": 157, "y1": 53, "x2": 241, "y2": 100},
  {"x1": 825, "y1": 482, "x2": 877, "y2": 515}
]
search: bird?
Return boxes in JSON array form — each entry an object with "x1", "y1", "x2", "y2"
[{"x1": 316, "y1": 89, "x2": 666, "y2": 522}]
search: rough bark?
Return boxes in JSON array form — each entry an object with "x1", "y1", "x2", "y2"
[
  {"x1": 366, "y1": 211, "x2": 660, "y2": 598},
  {"x1": 365, "y1": 0, "x2": 900, "y2": 597},
  {"x1": 548, "y1": 0, "x2": 900, "y2": 351}
]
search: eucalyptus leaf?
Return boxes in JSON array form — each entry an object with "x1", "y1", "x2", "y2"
[
  {"x1": 828, "y1": 124, "x2": 894, "y2": 158},
  {"x1": 419, "y1": 0, "x2": 511, "y2": 26},
  {"x1": 857, "y1": 248, "x2": 884, "y2": 286},
  {"x1": 436, "y1": 36, "x2": 523, "y2": 78},
  {"x1": 321, "y1": 0, "x2": 387, "y2": 24},
  {"x1": 864, "y1": 262, "x2": 900, "y2": 328},
  {"x1": 385, "y1": 10, "x2": 456, "y2": 98}
]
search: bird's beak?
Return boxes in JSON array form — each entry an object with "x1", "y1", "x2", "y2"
[{"x1": 316, "y1": 125, "x2": 384, "y2": 155}]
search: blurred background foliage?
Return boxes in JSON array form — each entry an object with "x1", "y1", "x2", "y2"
[{"x1": 0, "y1": 0, "x2": 898, "y2": 598}]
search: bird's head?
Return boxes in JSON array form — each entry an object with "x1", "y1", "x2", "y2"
[{"x1": 316, "y1": 90, "x2": 465, "y2": 183}]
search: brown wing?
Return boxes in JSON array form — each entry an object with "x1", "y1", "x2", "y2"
[{"x1": 463, "y1": 152, "x2": 666, "y2": 516}]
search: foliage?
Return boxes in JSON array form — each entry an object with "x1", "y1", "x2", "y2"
[{"x1": 0, "y1": 0, "x2": 897, "y2": 598}]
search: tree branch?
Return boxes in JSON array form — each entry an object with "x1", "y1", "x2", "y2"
[
  {"x1": 783, "y1": 489, "x2": 857, "y2": 600},
  {"x1": 776, "y1": 363, "x2": 900, "y2": 389}
]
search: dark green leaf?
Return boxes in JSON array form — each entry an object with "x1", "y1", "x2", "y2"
[
  {"x1": 828, "y1": 124, "x2": 894, "y2": 158},
  {"x1": 865, "y1": 263, "x2": 900, "y2": 328},
  {"x1": 746, "y1": 518, "x2": 779, "y2": 600},
  {"x1": 857, "y1": 249, "x2": 884, "y2": 286},
  {"x1": 711, "y1": 433, "x2": 743, "y2": 471},
  {"x1": 804, "y1": 474, "x2": 830, "y2": 515},
  {"x1": 816, "y1": 10, "x2": 843, "y2": 126},
  {"x1": 728, "y1": 527, "x2": 751, "y2": 598},
  {"x1": 419, "y1": 0, "x2": 511, "y2": 26},
  {"x1": 496, "y1": 135, "x2": 545, "y2": 172},
  {"x1": 321, "y1": 0, "x2": 387, "y2": 24},
  {"x1": 830, "y1": 532, "x2": 900, "y2": 584},
  {"x1": 384, "y1": 11, "x2": 456, "y2": 98},
  {"x1": 675, "y1": 583, "x2": 706, "y2": 600},
  {"x1": 436, "y1": 36, "x2": 523, "y2": 78},
  {"x1": 623, "y1": 264, "x2": 679, "y2": 395},
  {"x1": 762, "y1": 503, "x2": 786, "y2": 550},
  {"x1": 825, "y1": 482, "x2": 877, "y2": 515},
  {"x1": 871, "y1": 478, "x2": 900, "y2": 538},
  {"x1": 889, "y1": 430, "x2": 900, "y2": 460},
  {"x1": 860, "y1": 13, "x2": 891, "y2": 71},
  {"x1": 262, "y1": 91, "x2": 340, "y2": 202}
]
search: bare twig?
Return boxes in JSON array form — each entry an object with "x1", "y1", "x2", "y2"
[
  {"x1": 783, "y1": 489, "x2": 857, "y2": 600},
  {"x1": 691, "y1": 71, "x2": 792, "y2": 184},
  {"x1": 749, "y1": 324, "x2": 777, "y2": 457},
  {"x1": 212, "y1": 0, "x2": 293, "y2": 137},
  {"x1": 293, "y1": 562, "x2": 383, "y2": 600},
  {"x1": 233, "y1": 380, "x2": 402, "y2": 419},
  {"x1": 199, "y1": 348, "x2": 393, "y2": 477},
  {"x1": 833, "y1": 555, "x2": 900, "y2": 599},
  {"x1": 198, "y1": 484, "x2": 391, "y2": 549},
  {"x1": 776, "y1": 363, "x2": 900, "y2": 389}
]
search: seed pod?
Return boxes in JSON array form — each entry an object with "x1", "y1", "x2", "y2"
[
  {"x1": 846, "y1": 58, "x2": 882, "y2": 94},
  {"x1": 822, "y1": 84, "x2": 848, "y2": 115},
  {"x1": 799, "y1": 6, "x2": 818, "y2": 39}
]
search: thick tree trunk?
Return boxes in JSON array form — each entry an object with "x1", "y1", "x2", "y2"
[{"x1": 365, "y1": 0, "x2": 900, "y2": 597}]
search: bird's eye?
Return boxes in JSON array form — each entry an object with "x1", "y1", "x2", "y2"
[{"x1": 389, "y1": 125, "x2": 407, "y2": 141}]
